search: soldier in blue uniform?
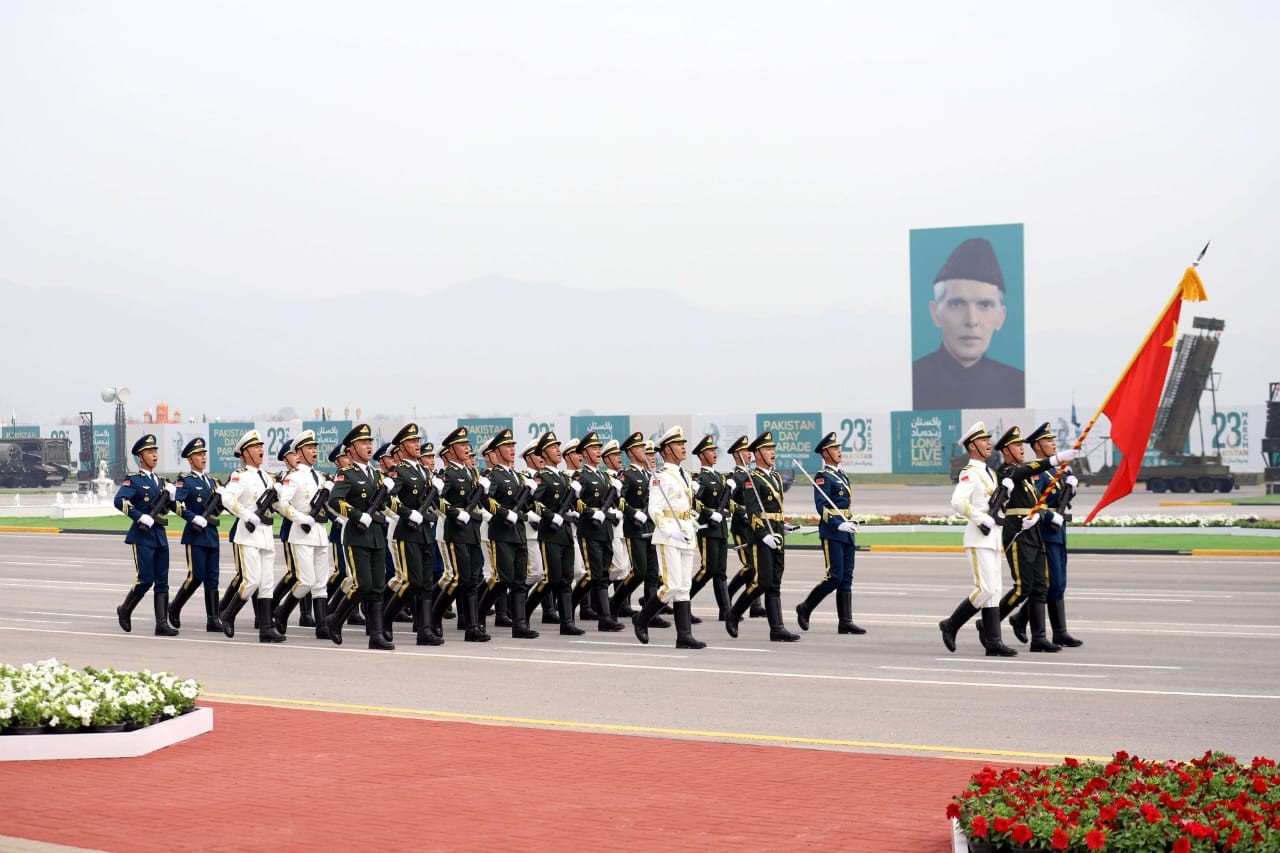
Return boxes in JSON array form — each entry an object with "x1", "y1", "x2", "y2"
[
  {"x1": 795, "y1": 432, "x2": 866, "y2": 635},
  {"x1": 168, "y1": 437, "x2": 224, "y2": 632},
  {"x1": 1008, "y1": 422, "x2": 1084, "y2": 648},
  {"x1": 112, "y1": 433, "x2": 179, "y2": 636}
]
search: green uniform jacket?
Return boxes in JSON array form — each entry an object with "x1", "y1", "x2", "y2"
[
  {"x1": 532, "y1": 469, "x2": 573, "y2": 546},
  {"x1": 743, "y1": 468, "x2": 785, "y2": 546},
  {"x1": 695, "y1": 467, "x2": 728, "y2": 540},
  {"x1": 619, "y1": 464, "x2": 655, "y2": 539},
  {"x1": 439, "y1": 462, "x2": 483, "y2": 545},
  {"x1": 327, "y1": 463, "x2": 390, "y2": 550},
  {"x1": 389, "y1": 459, "x2": 433, "y2": 545},
  {"x1": 486, "y1": 465, "x2": 528, "y2": 546},
  {"x1": 575, "y1": 467, "x2": 614, "y2": 543}
]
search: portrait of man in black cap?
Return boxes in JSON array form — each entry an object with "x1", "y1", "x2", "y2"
[{"x1": 911, "y1": 230, "x2": 1026, "y2": 409}]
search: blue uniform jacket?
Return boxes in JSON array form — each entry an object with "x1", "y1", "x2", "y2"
[
  {"x1": 1035, "y1": 469, "x2": 1067, "y2": 544},
  {"x1": 113, "y1": 471, "x2": 171, "y2": 548},
  {"x1": 175, "y1": 472, "x2": 221, "y2": 549},
  {"x1": 813, "y1": 466, "x2": 854, "y2": 545}
]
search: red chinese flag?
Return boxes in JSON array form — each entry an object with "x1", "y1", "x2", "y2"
[{"x1": 1084, "y1": 268, "x2": 1207, "y2": 524}]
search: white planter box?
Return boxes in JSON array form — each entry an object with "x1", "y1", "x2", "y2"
[{"x1": 0, "y1": 706, "x2": 213, "y2": 761}]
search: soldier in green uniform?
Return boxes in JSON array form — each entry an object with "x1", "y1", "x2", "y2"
[
  {"x1": 380, "y1": 423, "x2": 444, "y2": 646},
  {"x1": 324, "y1": 423, "x2": 398, "y2": 650},
  {"x1": 427, "y1": 426, "x2": 491, "y2": 643},
  {"x1": 528, "y1": 431, "x2": 584, "y2": 635},
  {"x1": 609, "y1": 431, "x2": 669, "y2": 628},
  {"x1": 689, "y1": 433, "x2": 731, "y2": 621},
  {"x1": 571, "y1": 432, "x2": 625, "y2": 632},
  {"x1": 477, "y1": 428, "x2": 540, "y2": 639},
  {"x1": 724, "y1": 435, "x2": 767, "y2": 620},
  {"x1": 725, "y1": 431, "x2": 799, "y2": 642}
]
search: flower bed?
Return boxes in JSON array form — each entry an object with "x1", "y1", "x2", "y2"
[
  {"x1": 949, "y1": 751, "x2": 1280, "y2": 851},
  {"x1": 784, "y1": 513, "x2": 1277, "y2": 529},
  {"x1": 1, "y1": 659, "x2": 202, "y2": 733}
]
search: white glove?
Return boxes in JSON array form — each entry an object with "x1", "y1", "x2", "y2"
[
  {"x1": 455, "y1": 509, "x2": 471, "y2": 525},
  {"x1": 504, "y1": 509, "x2": 519, "y2": 524},
  {"x1": 478, "y1": 476, "x2": 491, "y2": 492},
  {"x1": 1065, "y1": 475, "x2": 1079, "y2": 489},
  {"x1": 633, "y1": 510, "x2": 648, "y2": 524},
  {"x1": 709, "y1": 511, "x2": 723, "y2": 524},
  {"x1": 1020, "y1": 514, "x2": 1039, "y2": 531},
  {"x1": 669, "y1": 530, "x2": 690, "y2": 545},
  {"x1": 138, "y1": 513, "x2": 155, "y2": 529},
  {"x1": 192, "y1": 515, "x2": 208, "y2": 529},
  {"x1": 570, "y1": 480, "x2": 582, "y2": 495},
  {"x1": 762, "y1": 533, "x2": 780, "y2": 550},
  {"x1": 1050, "y1": 449, "x2": 1080, "y2": 466},
  {"x1": 479, "y1": 509, "x2": 493, "y2": 523},
  {"x1": 409, "y1": 509, "x2": 424, "y2": 525},
  {"x1": 248, "y1": 514, "x2": 266, "y2": 529},
  {"x1": 358, "y1": 512, "x2": 373, "y2": 528},
  {"x1": 691, "y1": 481, "x2": 702, "y2": 497},
  {"x1": 565, "y1": 510, "x2": 580, "y2": 521},
  {"x1": 591, "y1": 510, "x2": 606, "y2": 523},
  {"x1": 431, "y1": 477, "x2": 445, "y2": 492},
  {"x1": 837, "y1": 521, "x2": 857, "y2": 534},
  {"x1": 164, "y1": 482, "x2": 177, "y2": 498},
  {"x1": 335, "y1": 514, "x2": 347, "y2": 526},
  {"x1": 610, "y1": 477, "x2": 623, "y2": 494},
  {"x1": 1001, "y1": 477, "x2": 1014, "y2": 492},
  {"x1": 976, "y1": 513, "x2": 996, "y2": 530},
  {"x1": 298, "y1": 515, "x2": 316, "y2": 527},
  {"x1": 607, "y1": 508, "x2": 622, "y2": 521},
  {"x1": 551, "y1": 512, "x2": 564, "y2": 528},
  {"x1": 1047, "y1": 511, "x2": 1063, "y2": 529}
]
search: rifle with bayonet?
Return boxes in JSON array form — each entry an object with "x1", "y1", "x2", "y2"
[{"x1": 243, "y1": 486, "x2": 279, "y2": 533}]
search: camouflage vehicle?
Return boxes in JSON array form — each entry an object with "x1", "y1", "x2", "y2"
[{"x1": 0, "y1": 437, "x2": 73, "y2": 488}]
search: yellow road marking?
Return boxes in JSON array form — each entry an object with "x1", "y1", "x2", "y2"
[
  {"x1": 0, "y1": 526, "x2": 60, "y2": 534},
  {"x1": 1191, "y1": 548, "x2": 1278, "y2": 557},
  {"x1": 203, "y1": 691, "x2": 1106, "y2": 762}
]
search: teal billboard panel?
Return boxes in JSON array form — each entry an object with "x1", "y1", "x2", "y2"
[
  {"x1": 755, "y1": 412, "x2": 823, "y2": 475},
  {"x1": 891, "y1": 410, "x2": 962, "y2": 473},
  {"x1": 208, "y1": 422, "x2": 255, "y2": 475},
  {"x1": 458, "y1": 418, "x2": 515, "y2": 467},
  {"x1": 305, "y1": 420, "x2": 351, "y2": 474},
  {"x1": 569, "y1": 415, "x2": 630, "y2": 446}
]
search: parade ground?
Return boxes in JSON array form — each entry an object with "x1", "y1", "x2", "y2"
[{"x1": 2, "y1": 530, "x2": 1278, "y2": 850}]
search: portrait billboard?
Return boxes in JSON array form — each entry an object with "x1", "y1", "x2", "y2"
[{"x1": 911, "y1": 224, "x2": 1025, "y2": 410}]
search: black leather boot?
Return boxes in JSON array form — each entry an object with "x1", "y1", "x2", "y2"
[
  {"x1": 765, "y1": 593, "x2": 800, "y2": 642},
  {"x1": 1009, "y1": 600, "x2": 1030, "y2": 644},
  {"x1": 218, "y1": 580, "x2": 238, "y2": 616},
  {"x1": 794, "y1": 584, "x2": 830, "y2": 631},
  {"x1": 219, "y1": 594, "x2": 248, "y2": 639},
  {"x1": 495, "y1": 587, "x2": 513, "y2": 628},
  {"x1": 299, "y1": 593, "x2": 316, "y2": 627},
  {"x1": 674, "y1": 601, "x2": 706, "y2": 649},
  {"x1": 269, "y1": 576, "x2": 291, "y2": 611},
  {"x1": 510, "y1": 589, "x2": 539, "y2": 639},
  {"x1": 836, "y1": 591, "x2": 866, "y2": 635},
  {"x1": 981, "y1": 598, "x2": 1018, "y2": 649},
  {"x1": 595, "y1": 586, "x2": 624, "y2": 632},
  {"x1": 252, "y1": 592, "x2": 261, "y2": 629},
  {"x1": 326, "y1": 594, "x2": 358, "y2": 646},
  {"x1": 712, "y1": 576, "x2": 731, "y2": 621},
  {"x1": 1049, "y1": 599, "x2": 1083, "y2": 647},
  {"x1": 724, "y1": 589, "x2": 760, "y2": 639},
  {"x1": 116, "y1": 585, "x2": 147, "y2": 633},
  {"x1": 981, "y1": 607, "x2": 1017, "y2": 657},
  {"x1": 610, "y1": 575, "x2": 641, "y2": 619},
  {"x1": 203, "y1": 587, "x2": 224, "y2": 633},
  {"x1": 632, "y1": 593, "x2": 664, "y2": 644},
  {"x1": 429, "y1": 588, "x2": 455, "y2": 639},
  {"x1": 478, "y1": 584, "x2": 502, "y2": 629},
  {"x1": 348, "y1": 598, "x2": 366, "y2": 626},
  {"x1": 576, "y1": 579, "x2": 598, "y2": 621},
  {"x1": 418, "y1": 590, "x2": 444, "y2": 645},
  {"x1": 1029, "y1": 601, "x2": 1061, "y2": 653},
  {"x1": 939, "y1": 598, "x2": 979, "y2": 652},
  {"x1": 154, "y1": 592, "x2": 179, "y2": 636},
  {"x1": 382, "y1": 588, "x2": 408, "y2": 641},
  {"x1": 312, "y1": 596, "x2": 329, "y2": 640},
  {"x1": 368, "y1": 599, "x2": 395, "y2": 650},
  {"x1": 641, "y1": 581, "x2": 671, "y2": 628},
  {"x1": 463, "y1": 592, "x2": 490, "y2": 642},
  {"x1": 558, "y1": 589, "x2": 585, "y2": 636},
  {"x1": 258, "y1": 597, "x2": 286, "y2": 643},
  {"x1": 167, "y1": 579, "x2": 199, "y2": 629},
  {"x1": 272, "y1": 593, "x2": 301, "y2": 634}
]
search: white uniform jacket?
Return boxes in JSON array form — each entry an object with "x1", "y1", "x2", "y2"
[
  {"x1": 950, "y1": 459, "x2": 1001, "y2": 551},
  {"x1": 648, "y1": 463, "x2": 697, "y2": 550},
  {"x1": 224, "y1": 465, "x2": 276, "y2": 551},
  {"x1": 278, "y1": 463, "x2": 329, "y2": 547}
]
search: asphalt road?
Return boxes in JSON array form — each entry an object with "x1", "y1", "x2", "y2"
[{"x1": 2, "y1": 531, "x2": 1277, "y2": 763}]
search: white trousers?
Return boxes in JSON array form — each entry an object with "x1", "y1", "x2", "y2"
[
  {"x1": 526, "y1": 536, "x2": 545, "y2": 586},
  {"x1": 965, "y1": 547, "x2": 1003, "y2": 608},
  {"x1": 288, "y1": 542, "x2": 332, "y2": 598},
  {"x1": 572, "y1": 539, "x2": 587, "y2": 583},
  {"x1": 655, "y1": 544, "x2": 695, "y2": 603},
  {"x1": 609, "y1": 532, "x2": 631, "y2": 582},
  {"x1": 234, "y1": 543, "x2": 275, "y2": 599}
]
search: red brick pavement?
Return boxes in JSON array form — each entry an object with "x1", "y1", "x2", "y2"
[{"x1": 1, "y1": 701, "x2": 1015, "y2": 851}]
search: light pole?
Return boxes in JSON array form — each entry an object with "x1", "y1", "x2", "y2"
[{"x1": 101, "y1": 386, "x2": 132, "y2": 482}]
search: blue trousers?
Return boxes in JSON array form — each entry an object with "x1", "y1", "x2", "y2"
[
  {"x1": 181, "y1": 544, "x2": 220, "y2": 593},
  {"x1": 432, "y1": 542, "x2": 445, "y2": 581},
  {"x1": 130, "y1": 542, "x2": 170, "y2": 594},
  {"x1": 1046, "y1": 539, "x2": 1068, "y2": 601},
  {"x1": 815, "y1": 537, "x2": 856, "y2": 594}
]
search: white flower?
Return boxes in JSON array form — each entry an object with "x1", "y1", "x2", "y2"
[{"x1": 162, "y1": 704, "x2": 177, "y2": 717}]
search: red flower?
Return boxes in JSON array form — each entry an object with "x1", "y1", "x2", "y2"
[
  {"x1": 1065, "y1": 757, "x2": 1080, "y2": 767},
  {"x1": 1173, "y1": 839, "x2": 1191, "y2": 853},
  {"x1": 1051, "y1": 827, "x2": 1071, "y2": 850},
  {"x1": 1186, "y1": 821, "x2": 1216, "y2": 840},
  {"x1": 970, "y1": 816, "x2": 989, "y2": 839},
  {"x1": 1252, "y1": 776, "x2": 1269, "y2": 793},
  {"x1": 1098, "y1": 805, "x2": 1118, "y2": 823},
  {"x1": 1086, "y1": 829, "x2": 1107, "y2": 850},
  {"x1": 1140, "y1": 802, "x2": 1163, "y2": 823},
  {"x1": 994, "y1": 817, "x2": 1014, "y2": 834},
  {"x1": 1011, "y1": 824, "x2": 1032, "y2": 844},
  {"x1": 946, "y1": 803, "x2": 961, "y2": 819}
]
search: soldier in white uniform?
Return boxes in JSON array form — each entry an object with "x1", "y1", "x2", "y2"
[
  {"x1": 270, "y1": 429, "x2": 333, "y2": 635},
  {"x1": 938, "y1": 421, "x2": 1015, "y2": 656},
  {"x1": 633, "y1": 426, "x2": 705, "y2": 649},
  {"x1": 218, "y1": 429, "x2": 286, "y2": 642},
  {"x1": 600, "y1": 439, "x2": 633, "y2": 591}
]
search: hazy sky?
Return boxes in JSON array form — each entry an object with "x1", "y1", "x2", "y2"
[{"x1": 2, "y1": 1, "x2": 1276, "y2": 420}]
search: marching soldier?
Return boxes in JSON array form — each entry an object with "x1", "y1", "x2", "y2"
[
  {"x1": 270, "y1": 430, "x2": 334, "y2": 637},
  {"x1": 169, "y1": 437, "x2": 223, "y2": 632},
  {"x1": 323, "y1": 443, "x2": 363, "y2": 635},
  {"x1": 560, "y1": 437, "x2": 596, "y2": 620},
  {"x1": 268, "y1": 439, "x2": 301, "y2": 626},
  {"x1": 938, "y1": 422, "x2": 1015, "y2": 656},
  {"x1": 420, "y1": 441, "x2": 452, "y2": 619},
  {"x1": 112, "y1": 433, "x2": 179, "y2": 636},
  {"x1": 528, "y1": 431, "x2": 584, "y2": 635},
  {"x1": 689, "y1": 433, "x2": 731, "y2": 621},
  {"x1": 600, "y1": 439, "x2": 634, "y2": 615},
  {"x1": 987, "y1": 426, "x2": 1080, "y2": 653},
  {"x1": 521, "y1": 439, "x2": 558, "y2": 624},
  {"x1": 795, "y1": 432, "x2": 866, "y2": 635},
  {"x1": 725, "y1": 435, "x2": 766, "y2": 620},
  {"x1": 324, "y1": 423, "x2": 398, "y2": 650},
  {"x1": 218, "y1": 429, "x2": 286, "y2": 642},
  {"x1": 1008, "y1": 423, "x2": 1084, "y2": 648},
  {"x1": 633, "y1": 427, "x2": 705, "y2": 648},
  {"x1": 478, "y1": 428, "x2": 540, "y2": 639},
  {"x1": 380, "y1": 423, "x2": 443, "y2": 646},
  {"x1": 476, "y1": 436, "x2": 508, "y2": 627},
  {"x1": 572, "y1": 432, "x2": 625, "y2": 632},
  {"x1": 374, "y1": 442, "x2": 399, "y2": 620},
  {"x1": 427, "y1": 426, "x2": 491, "y2": 642},
  {"x1": 725, "y1": 431, "x2": 799, "y2": 642},
  {"x1": 609, "y1": 431, "x2": 668, "y2": 627}
]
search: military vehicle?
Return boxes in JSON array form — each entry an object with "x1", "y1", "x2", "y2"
[{"x1": 0, "y1": 437, "x2": 74, "y2": 488}]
